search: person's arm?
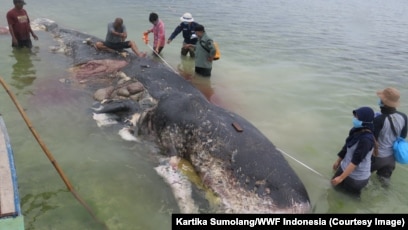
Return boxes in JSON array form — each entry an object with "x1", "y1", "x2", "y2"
[
  {"x1": 155, "y1": 23, "x2": 165, "y2": 51},
  {"x1": 332, "y1": 136, "x2": 373, "y2": 186},
  {"x1": 108, "y1": 23, "x2": 126, "y2": 40},
  {"x1": 373, "y1": 115, "x2": 384, "y2": 139},
  {"x1": 29, "y1": 27, "x2": 38, "y2": 40},
  {"x1": 337, "y1": 144, "x2": 347, "y2": 159},
  {"x1": 400, "y1": 112, "x2": 408, "y2": 138},
  {"x1": 121, "y1": 25, "x2": 127, "y2": 40},
  {"x1": 332, "y1": 144, "x2": 346, "y2": 170},
  {"x1": 207, "y1": 40, "x2": 216, "y2": 61},
  {"x1": 331, "y1": 163, "x2": 356, "y2": 186},
  {"x1": 167, "y1": 24, "x2": 182, "y2": 44},
  {"x1": 332, "y1": 157, "x2": 342, "y2": 171},
  {"x1": 350, "y1": 137, "x2": 372, "y2": 165},
  {"x1": 27, "y1": 14, "x2": 38, "y2": 40},
  {"x1": 121, "y1": 32, "x2": 127, "y2": 41},
  {"x1": 8, "y1": 24, "x2": 17, "y2": 44},
  {"x1": 6, "y1": 12, "x2": 18, "y2": 45}
]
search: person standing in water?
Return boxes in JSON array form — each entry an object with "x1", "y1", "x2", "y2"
[
  {"x1": 193, "y1": 24, "x2": 216, "y2": 77},
  {"x1": 332, "y1": 107, "x2": 377, "y2": 197},
  {"x1": 145, "y1": 12, "x2": 166, "y2": 55},
  {"x1": 7, "y1": 0, "x2": 38, "y2": 48},
  {"x1": 167, "y1": 12, "x2": 199, "y2": 57},
  {"x1": 371, "y1": 87, "x2": 407, "y2": 187}
]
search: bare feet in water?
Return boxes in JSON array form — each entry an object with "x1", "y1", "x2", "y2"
[{"x1": 138, "y1": 52, "x2": 147, "y2": 58}]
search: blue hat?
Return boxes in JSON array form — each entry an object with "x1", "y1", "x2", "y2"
[{"x1": 353, "y1": 106, "x2": 374, "y2": 129}]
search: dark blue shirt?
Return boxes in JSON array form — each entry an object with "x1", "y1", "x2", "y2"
[{"x1": 168, "y1": 22, "x2": 199, "y2": 44}]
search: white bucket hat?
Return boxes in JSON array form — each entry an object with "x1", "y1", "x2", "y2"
[{"x1": 180, "y1": 13, "x2": 194, "y2": 22}]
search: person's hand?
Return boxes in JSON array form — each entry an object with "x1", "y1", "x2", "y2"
[
  {"x1": 332, "y1": 161, "x2": 340, "y2": 171},
  {"x1": 331, "y1": 176, "x2": 343, "y2": 186},
  {"x1": 167, "y1": 39, "x2": 171, "y2": 44},
  {"x1": 207, "y1": 56, "x2": 214, "y2": 62},
  {"x1": 155, "y1": 48, "x2": 159, "y2": 53},
  {"x1": 332, "y1": 158, "x2": 342, "y2": 171},
  {"x1": 32, "y1": 33, "x2": 38, "y2": 40},
  {"x1": 183, "y1": 44, "x2": 192, "y2": 49}
]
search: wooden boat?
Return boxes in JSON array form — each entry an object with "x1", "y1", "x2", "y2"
[{"x1": 0, "y1": 115, "x2": 24, "y2": 230}]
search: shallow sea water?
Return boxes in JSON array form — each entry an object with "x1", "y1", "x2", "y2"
[{"x1": 1, "y1": 0, "x2": 408, "y2": 229}]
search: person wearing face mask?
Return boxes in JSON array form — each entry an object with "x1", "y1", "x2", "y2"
[
  {"x1": 145, "y1": 12, "x2": 165, "y2": 55},
  {"x1": 167, "y1": 12, "x2": 199, "y2": 57},
  {"x1": 332, "y1": 106, "x2": 377, "y2": 197},
  {"x1": 371, "y1": 87, "x2": 407, "y2": 187}
]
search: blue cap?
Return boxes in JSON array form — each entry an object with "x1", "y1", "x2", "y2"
[{"x1": 353, "y1": 106, "x2": 374, "y2": 130}]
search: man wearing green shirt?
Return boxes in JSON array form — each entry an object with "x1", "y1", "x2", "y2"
[{"x1": 192, "y1": 24, "x2": 215, "y2": 77}]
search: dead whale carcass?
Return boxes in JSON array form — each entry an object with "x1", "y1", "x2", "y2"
[{"x1": 39, "y1": 19, "x2": 311, "y2": 213}]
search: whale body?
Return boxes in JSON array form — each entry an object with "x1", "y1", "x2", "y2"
[{"x1": 37, "y1": 19, "x2": 311, "y2": 213}]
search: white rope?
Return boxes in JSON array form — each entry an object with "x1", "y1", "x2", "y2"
[
  {"x1": 277, "y1": 147, "x2": 326, "y2": 179},
  {"x1": 145, "y1": 43, "x2": 179, "y2": 74},
  {"x1": 279, "y1": 146, "x2": 408, "y2": 181}
]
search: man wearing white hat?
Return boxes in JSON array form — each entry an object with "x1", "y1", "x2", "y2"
[
  {"x1": 371, "y1": 87, "x2": 408, "y2": 186},
  {"x1": 167, "y1": 12, "x2": 199, "y2": 57}
]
